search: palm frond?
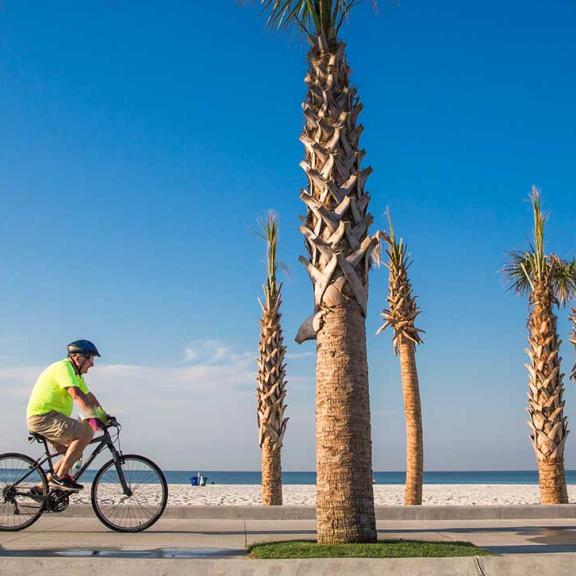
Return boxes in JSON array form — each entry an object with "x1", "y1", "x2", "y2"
[
  {"x1": 248, "y1": 0, "x2": 377, "y2": 40},
  {"x1": 503, "y1": 250, "x2": 534, "y2": 296},
  {"x1": 384, "y1": 208, "x2": 409, "y2": 272},
  {"x1": 530, "y1": 186, "x2": 548, "y2": 279},
  {"x1": 504, "y1": 187, "x2": 557, "y2": 296},
  {"x1": 551, "y1": 256, "x2": 576, "y2": 306},
  {"x1": 258, "y1": 211, "x2": 288, "y2": 302}
]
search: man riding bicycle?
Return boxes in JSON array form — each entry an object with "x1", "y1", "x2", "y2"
[{"x1": 26, "y1": 340, "x2": 109, "y2": 491}]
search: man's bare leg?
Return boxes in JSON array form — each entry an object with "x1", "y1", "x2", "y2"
[
  {"x1": 53, "y1": 434, "x2": 92, "y2": 479},
  {"x1": 33, "y1": 443, "x2": 66, "y2": 491},
  {"x1": 45, "y1": 443, "x2": 67, "y2": 482}
]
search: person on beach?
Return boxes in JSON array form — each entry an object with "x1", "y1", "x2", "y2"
[{"x1": 26, "y1": 340, "x2": 109, "y2": 491}]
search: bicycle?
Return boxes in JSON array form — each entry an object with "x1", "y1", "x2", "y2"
[{"x1": 0, "y1": 418, "x2": 168, "y2": 532}]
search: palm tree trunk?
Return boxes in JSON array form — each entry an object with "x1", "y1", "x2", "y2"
[
  {"x1": 398, "y1": 338, "x2": 423, "y2": 505},
  {"x1": 538, "y1": 460, "x2": 568, "y2": 504},
  {"x1": 527, "y1": 288, "x2": 569, "y2": 504},
  {"x1": 261, "y1": 440, "x2": 282, "y2": 505},
  {"x1": 296, "y1": 38, "x2": 377, "y2": 543},
  {"x1": 316, "y1": 304, "x2": 377, "y2": 544}
]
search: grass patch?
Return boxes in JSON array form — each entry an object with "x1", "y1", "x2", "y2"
[{"x1": 247, "y1": 539, "x2": 492, "y2": 559}]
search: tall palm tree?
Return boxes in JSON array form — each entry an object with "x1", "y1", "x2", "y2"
[
  {"x1": 257, "y1": 212, "x2": 288, "y2": 505},
  {"x1": 377, "y1": 214, "x2": 424, "y2": 505},
  {"x1": 504, "y1": 187, "x2": 573, "y2": 504},
  {"x1": 249, "y1": 0, "x2": 378, "y2": 542}
]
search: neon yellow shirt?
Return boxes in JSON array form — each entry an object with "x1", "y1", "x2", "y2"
[{"x1": 26, "y1": 359, "x2": 90, "y2": 418}]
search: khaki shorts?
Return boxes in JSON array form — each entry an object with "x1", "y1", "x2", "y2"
[{"x1": 28, "y1": 411, "x2": 93, "y2": 449}]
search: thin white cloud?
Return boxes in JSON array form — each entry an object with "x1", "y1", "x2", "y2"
[{"x1": 182, "y1": 339, "x2": 253, "y2": 366}]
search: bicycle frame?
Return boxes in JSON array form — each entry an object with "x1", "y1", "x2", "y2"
[{"x1": 28, "y1": 427, "x2": 132, "y2": 497}]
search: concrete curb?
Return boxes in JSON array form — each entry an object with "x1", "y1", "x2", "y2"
[
  {"x1": 60, "y1": 504, "x2": 576, "y2": 520},
  {"x1": 2, "y1": 554, "x2": 576, "y2": 576}
]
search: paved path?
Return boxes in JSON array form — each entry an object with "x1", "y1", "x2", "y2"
[
  {"x1": 53, "y1": 503, "x2": 576, "y2": 520},
  {"x1": 2, "y1": 516, "x2": 576, "y2": 554},
  {"x1": 1, "y1": 511, "x2": 576, "y2": 574}
]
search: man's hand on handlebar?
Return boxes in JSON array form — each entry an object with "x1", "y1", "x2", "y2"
[
  {"x1": 86, "y1": 415, "x2": 118, "y2": 432},
  {"x1": 87, "y1": 418, "x2": 105, "y2": 433}
]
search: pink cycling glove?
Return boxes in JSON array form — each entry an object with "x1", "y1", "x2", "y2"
[{"x1": 87, "y1": 418, "x2": 104, "y2": 432}]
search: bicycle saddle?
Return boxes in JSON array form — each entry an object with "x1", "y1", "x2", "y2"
[{"x1": 28, "y1": 432, "x2": 46, "y2": 442}]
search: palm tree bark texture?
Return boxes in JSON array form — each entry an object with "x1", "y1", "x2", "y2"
[
  {"x1": 299, "y1": 37, "x2": 377, "y2": 543},
  {"x1": 526, "y1": 281, "x2": 568, "y2": 503},
  {"x1": 257, "y1": 214, "x2": 288, "y2": 506},
  {"x1": 398, "y1": 340, "x2": 423, "y2": 505}
]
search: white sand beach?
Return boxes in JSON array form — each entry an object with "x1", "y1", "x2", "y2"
[{"x1": 70, "y1": 483, "x2": 576, "y2": 507}]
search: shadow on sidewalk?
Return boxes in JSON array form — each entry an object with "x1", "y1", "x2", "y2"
[
  {"x1": 377, "y1": 526, "x2": 576, "y2": 535},
  {"x1": 487, "y1": 545, "x2": 576, "y2": 554}
]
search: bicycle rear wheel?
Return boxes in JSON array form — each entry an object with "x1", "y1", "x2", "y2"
[
  {"x1": 91, "y1": 454, "x2": 167, "y2": 532},
  {"x1": 0, "y1": 453, "x2": 48, "y2": 531}
]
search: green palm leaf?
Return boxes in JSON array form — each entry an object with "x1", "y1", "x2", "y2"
[
  {"x1": 504, "y1": 188, "x2": 576, "y2": 304},
  {"x1": 248, "y1": 0, "x2": 377, "y2": 40},
  {"x1": 552, "y1": 256, "x2": 576, "y2": 306},
  {"x1": 257, "y1": 211, "x2": 279, "y2": 301},
  {"x1": 503, "y1": 249, "x2": 535, "y2": 296}
]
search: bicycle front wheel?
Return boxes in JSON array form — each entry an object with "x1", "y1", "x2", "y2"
[
  {"x1": 91, "y1": 454, "x2": 168, "y2": 532},
  {"x1": 0, "y1": 453, "x2": 48, "y2": 531}
]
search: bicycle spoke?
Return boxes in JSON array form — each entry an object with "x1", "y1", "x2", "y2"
[
  {"x1": 92, "y1": 455, "x2": 167, "y2": 532},
  {"x1": 0, "y1": 454, "x2": 47, "y2": 531}
]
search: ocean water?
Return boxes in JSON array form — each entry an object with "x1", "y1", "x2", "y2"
[
  {"x1": 11, "y1": 468, "x2": 575, "y2": 486},
  {"x1": 166, "y1": 470, "x2": 576, "y2": 486}
]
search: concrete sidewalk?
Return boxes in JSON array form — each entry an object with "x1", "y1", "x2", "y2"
[
  {"x1": 2, "y1": 555, "x2": 576, "y2": 576},
  {"x1": 57, "y1": 503, "x2": 576, "y2": 520},
  {"x1": 1, "y1": 509, "x2": 576, "y2": 574}
]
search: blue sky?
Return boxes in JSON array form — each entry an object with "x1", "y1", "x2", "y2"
[{"x1": 1, "y1": 0, "x2": 575, "y2": 472}]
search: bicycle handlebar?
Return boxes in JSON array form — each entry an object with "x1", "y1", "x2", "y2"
[{"x1": 106, "y1": 416, "x2": 120, "y2": 429}]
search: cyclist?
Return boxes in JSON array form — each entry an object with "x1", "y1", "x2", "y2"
[{"x1": 26, "y1": 340, "x2": 109, "y2": 491}]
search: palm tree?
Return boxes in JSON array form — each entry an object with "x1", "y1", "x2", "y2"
[
  {"x1": 249, "y1": 1, "x2": 378, "y2": 542},
  {"x1": 504, "y1": 187, "x2": 574, "y2": 504},
  {"x1": 376, "y1": 214, "x2": 424, "y2": 505},
  {"x1": 257, "y1": 212, "x2": 288, "y2": 505}
]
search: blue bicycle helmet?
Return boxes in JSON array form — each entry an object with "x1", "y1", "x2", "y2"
[{"x1": 67, "y1": 340, "x2": 101, "y2": 357}]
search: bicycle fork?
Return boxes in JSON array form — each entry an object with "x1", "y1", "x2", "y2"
[{"x1": 112, "y1": 453, "x2": 133, "y2": 498}]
